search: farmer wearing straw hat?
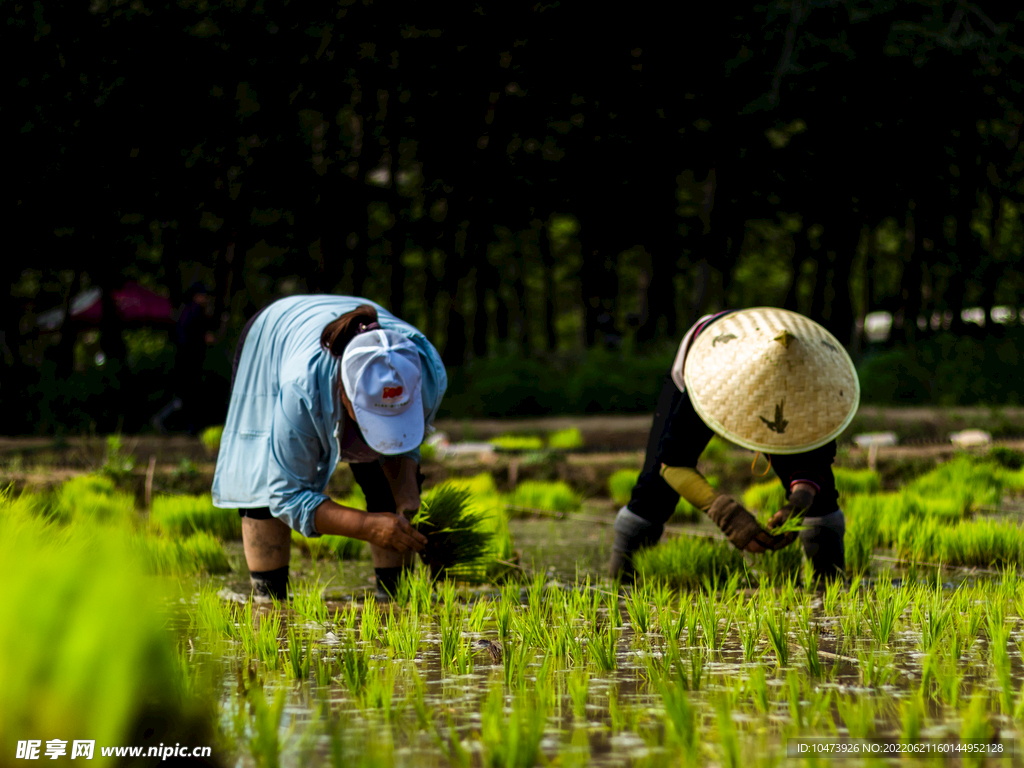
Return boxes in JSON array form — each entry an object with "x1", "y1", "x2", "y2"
[
  {"x1": 212, "y1": 296, "x2": 446, "y2": 601},
  {"x1": 609, "y1": 307, "x2": 860, "y2": 584}
]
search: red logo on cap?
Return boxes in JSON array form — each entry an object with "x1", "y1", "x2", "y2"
[{"x1": 382, "y1": 386, "x2": 404, "y2": 400}]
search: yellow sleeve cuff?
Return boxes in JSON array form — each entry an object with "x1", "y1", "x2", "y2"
[{"x1": 659, "y1": 465, "x2": 720, "y2": 511}]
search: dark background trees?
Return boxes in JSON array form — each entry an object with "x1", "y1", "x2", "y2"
[{"x1": 5, "y1": 0, "x2": 1023, "y2": 433}]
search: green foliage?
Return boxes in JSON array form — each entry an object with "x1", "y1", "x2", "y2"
[
  {"x1": 200, "y1": 424, "x2": 224, "y2": 454},
  {"x1": 0, "y1": 492, "x2": 211, "y2": 758},
  {"x1": 53, "y1": 473, "x2": 137, "y2": 527},
  {"x1": 101, "y1": 434, "x2": 136, "y2": 480},
  {"x1": 291, "y1": 529, "x2": 366, "y2": 561},
  {"x1": 546, "y1": 427, "x2": 584, "y2": 450},
  {"x1": 150, "y1": 493, "x2": 241, "y2": 540},
  {"x1": 134, "y1": 530, "x2": 232, "y2": 575}
]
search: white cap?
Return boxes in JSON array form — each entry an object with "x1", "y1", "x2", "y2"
[{"x1": 340, "y1": 329, "x2": 424, "y2": 455}]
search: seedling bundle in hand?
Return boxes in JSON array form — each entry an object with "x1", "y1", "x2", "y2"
[{"x1": 412, "y1": 483, "x2": 494, "y2": 581}]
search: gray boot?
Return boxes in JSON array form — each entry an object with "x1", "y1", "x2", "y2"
[
  {"x1": 799, "y1": 509, "x2": 846, "y2": 584},
  {"x1": 608, "y1": 507, "x2": 664, "y2": 583}
]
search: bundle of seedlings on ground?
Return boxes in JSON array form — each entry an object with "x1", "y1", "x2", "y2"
[
  {"x1": 504, "y1": 479, "x2": 582, "y2": 515},
  {"x1": 150, "y1": 494, "x2": 241, "y2": 540},
  {"x1": 489, "y1": 433, "x2": 544, "y2": 451},
  {"x1": 291, "y1": 530, "x2": 365, "y2": 560},
  {"x1": 546, "y1": 427, "x2": 584, "y2": 450},
  {"x1": 412, "y1": 483, "x2": 494, "y2": 581}
]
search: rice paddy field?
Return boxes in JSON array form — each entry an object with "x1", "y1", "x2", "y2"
[{"x1": 5, "y1": 430, "x2": 1024, "y2": 766}]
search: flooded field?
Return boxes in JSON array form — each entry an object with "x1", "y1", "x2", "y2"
[{"x1": 4, "y1": 430, "x2": 1024, "y2": 766}]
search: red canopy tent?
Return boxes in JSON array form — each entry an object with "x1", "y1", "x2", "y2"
[{"x1": 37, "y1": 282, "x2": 175, "y2": 331}]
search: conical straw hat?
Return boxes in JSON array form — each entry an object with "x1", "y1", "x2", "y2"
[{"x1": 682, "y1": 308, "x2": 860, "y2": 454}]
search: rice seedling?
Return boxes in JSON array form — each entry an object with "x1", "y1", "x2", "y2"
[
  {"x1": 822, "y1": 575, "x2": 843, "y2": 615},
  {"x1": 715, "y1": 696, "x2": 741, "y2": 768},
  {"x1": 412, "y1": 483, "x2": 494, "y2": 580},
  {"x1": 135, "y1": 530, "x2": 232, "y2": 575},
  {"x1": 858, "y1": 651, "x2": 897, "y2": 688},
  {"x1": 918, "y1": 586, "x2": 953, "y2": 652},
  {"x1": 285, "y1": 625, "x2": 311, "y2": 681},
  {"x1": 960, "y1": 693, "x2": 995, "y2": 768},
  {"x1": 478, "y1": 683, "x2": 549, "y2": 768},
  {"x1": 986, "y1": 609, "x2": 1014, "y2": 715},
  {"x1": 363, "y1": 662, "x2": 400, "y2": 720},
  {"x1": 865, "y1": 582, "x2": 910, "y2": 645},
  {"x1": 314, "y1": 652, "x2": 334, "y2": 687},
  {"x1": 151, "y1": 494, "x2": 241, "y2": 540},
  {"x1": 385, "y1": 606, "x2": 421, "y2": 659},
  {"x1": 338, "y1": 642, "x2": 370, "y2": 698},
  {"x1": 587, "y1": 620, "x2": 619, "y2": 671},
  {"x1": 747, "y1": 664, "x2": 770, "y2": 714},
  {"x1": 837, "y1": 694, "x2": 876, "y2": 738},
  {"x1": 625, "y1": 583, "x2": 654, "y2": 637},
  {"x1": 504, "y1": 479, "x2": 582, "y2": 514},
  {"x1": 253, "y1": 610, "x2": 283, "y2": 670},
  {"x1": 292, "y1": 530, "x2": 365, "y2": 561},
  {"x1": 200, "y1": 424, "x2": 224, "y2": 454},
  {"x1": 636, "y1": 534, "x2": 745, "y2": 591},
  {"x1": 764, "y1": 609, "x2": 790, "y2": 668},
  {"x1": 291, "y1": 578, "x2": 330, "y2": 625},
  {"x1": 697, "y1": 591, "x2": 728, "y2": 651},
  {"x1": 246, "y1": 684, "x2": 288, "y2": 768},
  {"x1": 899, "y1": 692, "x2": 926, "y2": 744},
  {"x1": 547, "y1": 427, "x2": 584, "y2": 450},
  {"x1": 739, "y1": 606, "x2": 763, "y2": 661},
  {"x1": 659, "y1": 680, "x2": 698, "y2": 763},
  {"x1": 799, "y1": 621, "x2": 824, "y2": 678},
  {"x1": 567, "y1": 669, "x2": 589, "y2": 720}
]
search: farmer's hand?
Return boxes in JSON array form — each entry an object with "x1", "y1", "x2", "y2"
[
  {"x1": 707, "y1": 495, "x2": 781, "y2": 552},
  {"x1": 766, "y1": 483, "x2": 817, "y2": 548},
  {"x1": 364, "y1": 512, "x2": 427, "y2": 553}
]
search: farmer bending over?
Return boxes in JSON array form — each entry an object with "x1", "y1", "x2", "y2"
[
  {"x1": 212, "y1": 296, "x2": 446, "y2": 601},
  {"x1": 609, "y1": 307, "x2": 859, "y2": 585}
]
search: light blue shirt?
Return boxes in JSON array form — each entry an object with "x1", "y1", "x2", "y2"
[{"x1": 211, "y1": 295, "x2": 447, "y2": 537}]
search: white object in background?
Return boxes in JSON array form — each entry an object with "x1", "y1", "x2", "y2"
[
  {"x1": 853, "y1": 431, "x2": 897, "y2": 471},
  {"x1": 852, "y1": 432, "x2": 898, "y2": 448},
  {"x1": 438, "y1": 442, "x2": 496, "y2": 458},
  {"x1": 949, "y1": 429, "x2": 991, "y2": 448}
]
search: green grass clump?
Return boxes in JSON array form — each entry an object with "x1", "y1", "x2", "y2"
[
  {"x1": 134, "y1": 530, "x2": 232, "y2": 575},
  {"x1": 609, "y1": 469, "x2": 639, "y2": 505},
  {"x1": 150, "y1": 494, "x2": 241, "y2": 540},
  {"x1": 490, "y1": 433, "x2": 545, "y2": 451},
  {"x1": 505, "y1": 480, "x2": 582, "y2": 514},
  {"x1": 413, "y1": 483, "x2": 494, "y2": 581},
  {"x1": 443, "y1": 472, "x2": 498, "y2": 496},
  {"x1": 547, "y1": 427, "x2": 584, "y2": 450},
  {"x1": 608, "y1": 469, "x2": 701, "y2": 520},
  {"x1": 743, "y1": 482, "x2": 786, "y2": 515},
  {"x1": 200, "y1": 424, "x2": 224, "y2": 454},
  {"x1": 0, "y1": 496, "x2": 212, "y2": 758},
  {"x1": 894, "y1": 517, "x2": 1024, "y2": 568},
  {"x1": 635, "y1": 535, "x2": 745, "y2": 590},
  {"x1": 834, "y1": 467, "x2": 881, "y2": 496},
  {"x1": 53, "y1": 474, "x2": 137, "y2": 527},
  {"x1": 905, "y1": 454, "x2": 1012, "y2": 511},
  {"x1": 291, "y1": 529, "x2": 365, "y2": 561}
]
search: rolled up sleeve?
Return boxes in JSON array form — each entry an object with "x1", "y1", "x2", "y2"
[{"x1": 267, "y1": 381, "x2": 331, "y2": 537}]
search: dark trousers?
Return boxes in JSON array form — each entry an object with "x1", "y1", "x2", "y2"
[{"x1": 628, "y1": 375, "x2": 715, "y2": 526}]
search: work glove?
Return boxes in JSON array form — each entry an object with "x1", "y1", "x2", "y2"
[{"x1": 707, "y1": 495, "x2": 787, "y2": 552}]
